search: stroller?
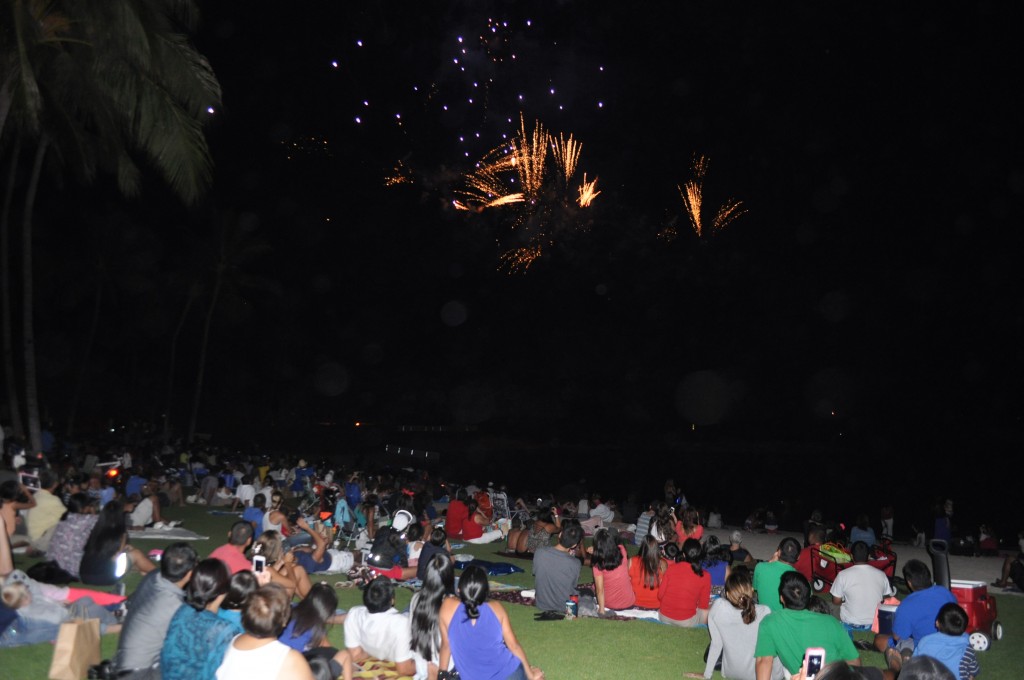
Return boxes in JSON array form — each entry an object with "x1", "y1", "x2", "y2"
[{"x1": 330, "y1": 497, "x2": 370, "y2": 551}]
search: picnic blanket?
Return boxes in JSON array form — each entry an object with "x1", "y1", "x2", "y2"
[
  {"x1": 354, "y1": 659, "x2": 411, "y2": 680},
  {"x1": 207, "y1": 510, "x2": 242, "y2": 517},
  {"x1": 128, "y1": 527, "x2": 209, "y2": 541}
]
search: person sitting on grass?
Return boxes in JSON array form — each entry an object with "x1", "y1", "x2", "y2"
[
  {"x1": 913, "y1": 603, "x2": 980, "y2": 680},
  {"x1": 629, "y1": 534, "x2": 668, "y2": 609},
  {"x1": 991, "y1": 529, "x2": 1024, "y2": 591},
  {"x1": 114, "y1": 542, "x2": 198, "y2": 678},
  {"x1": 506, "y1": 504, "x2": 561, "y2": 556},
  {"x1": 416, "y1": 526, "x2": 453, "y2": 582},
  {"x1": 209, "y1": 521, "x2": 256, "y2": 575},
  {"x1": 79, "y1": 500, "x2": 156, "y2": 587},
  {"x1": 728, "y1": 530, "x2": 756, "y2": 568},
  {"x1": 242, "y1": 494, "x2": 266, "y2": 535},
  {"x1": 589, "y1": 527, "x2": 635, "y2": 616},
  {"x1": 753, "y1": 571, "x2": 861, "y2": 680},
  {"x1": 753, "y1": 537, "x2": 800, "y2": 614},
  {"x1": 872, "y1": 559, "x2": 956, "y2": 674},
  {"x1": 343, "y1": 576, "x2": 416, "y2": 678},
  {"x1": 410, "y1": 552, "x2": 457, "y2": 680},
  {"x1": 161, "y1": 558, "x2": 240, "y2": 680},
  {"x1": 532, "y1": 520, "x2": 584, "y2": 614},
  {"x1": 830, "y1": 541, "x2": 896, "y2": 633},
  {"x1": 659, "y1": 538, "x2": 711, "y2": 627},
  {"x1": 439, "y1": 563, "x2": 546, "y2": 680},
  {"x1": 215, "y1": 583, "x2": 323, "y2": 680}
]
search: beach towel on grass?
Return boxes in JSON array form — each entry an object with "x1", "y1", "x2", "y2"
[
  {"x1": 455, "y1": 559, "x2": 524, "y2": 576},
  {"x1": 128, "y1": 527, "x2": 209, "y2": 541},
  {"x1": 353, "y1": 659, "x2": 411, "y2": 680}
]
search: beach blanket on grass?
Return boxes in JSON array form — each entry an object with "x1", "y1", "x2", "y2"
[
  {"x1": 354, "y1": 659, "x2": 411, "y2": 680},
  {"x1": 128, "y1": 527, "x2": 209, "y2": 541},
  {"x1": 207, "y1": 510, "x2": 242, "y2": 517}
]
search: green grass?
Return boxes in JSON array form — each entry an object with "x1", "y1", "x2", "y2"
[{"x1": 5, "y1": 503, "x2": 1023, "y2": 679}]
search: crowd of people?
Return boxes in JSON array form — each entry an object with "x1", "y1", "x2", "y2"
[{"x1": 1, "y1": 442, "x2": 1020, "y2": 680}]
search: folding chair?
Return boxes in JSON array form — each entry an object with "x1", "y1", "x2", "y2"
[{"x1": 489, "y1": 491, "x2": 530, "y2": 527}]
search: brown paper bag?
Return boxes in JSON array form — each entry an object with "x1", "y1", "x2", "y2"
[{"x1": 48, "y1": 618, "x2": 101, "y2": 680}]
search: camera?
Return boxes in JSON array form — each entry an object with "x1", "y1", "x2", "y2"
[
  {"x1": 20, "y1": 472, "x2": 41, "y2": 491},
  {"x1": 252, "y1": 555, "x2": 266, "y2": 573}
]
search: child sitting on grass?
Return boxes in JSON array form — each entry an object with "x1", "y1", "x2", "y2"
[{"x1": 913, "y1": 602, "x2": 980, "y2": 680}]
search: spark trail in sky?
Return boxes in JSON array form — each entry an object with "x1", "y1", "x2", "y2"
[
  {"x1": 453, "y1": 114, "x2": 601, "y2": 273},
  {"x1": 677, "y1": 155, "x2": 746, "y2": 239}
]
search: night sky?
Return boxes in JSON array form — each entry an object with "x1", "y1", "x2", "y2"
[{"x1": 17, "y1": 3, "x2": 1024, "y2": 534}]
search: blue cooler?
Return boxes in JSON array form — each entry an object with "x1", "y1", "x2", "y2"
[{"x1": 877, "y1": 604, "x2": 898, "y2": 635}]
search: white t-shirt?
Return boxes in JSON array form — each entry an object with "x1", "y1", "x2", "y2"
[
  {"x1": 235, "y1": 484, "x2": 256, "y2": 507},
  {"x1": 830, "y1": 563, "x2": 895, "y2": 626},
  {"x1": 589, "y1": 503, "x2": 614, "y2": 524},
  {"x1": 343, "y1": 606, "x2": 413, "y2": 662},
  {"x1": 129, "y1": 497, "x2": 154, "y2": 528}
]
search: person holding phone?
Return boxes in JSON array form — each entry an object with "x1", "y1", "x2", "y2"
[{"x1": 753, "y1": 572, "x2": 860, "y2": 680}]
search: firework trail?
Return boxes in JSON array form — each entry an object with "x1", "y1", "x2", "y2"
[
  {"x1": 453, "y1": 114, "x2": 601, "y2": 273},
  {"x1": 678, "y1": 154, "x2": 746, "y2": 239}
]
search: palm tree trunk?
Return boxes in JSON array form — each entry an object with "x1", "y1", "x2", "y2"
[
  {"x1": 65, "y1": 277, "x2": 102, "y2": 438},
  {"x1": 187, "y1": 267, "x2": 223, "y2": 444},
  {"x1": 22, "y1": 135, "x2": 48, "y2": 454},
  {"x1": 1, "y1": 135, "x2": 25, "y2": 439},
  {"x1": 162, "y1": 290, "x2": 195, "y2": 444}
]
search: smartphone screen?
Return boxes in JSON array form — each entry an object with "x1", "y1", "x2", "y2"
[
  {"x1": 20, "y1": 473, "x2": 41, "y2": 490},
  {"x1": 803, "y1": 648, "x2": 826, "y2": 679},
  {"x1": 252, "y1": 555, "x2": 266, "y2": 573}
]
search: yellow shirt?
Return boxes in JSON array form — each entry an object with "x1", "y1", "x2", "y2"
[{"x1": 25, "y1": 488, "x2": 65, "y2": 540}]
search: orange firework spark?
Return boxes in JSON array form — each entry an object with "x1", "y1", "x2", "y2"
[
  {"x1": 499, "y1": 241, "x2": 544, "y2": 274},
  {"x1": 678, "y1": 154, "x2": 746, "y2": 238},
  {"x1": 384, "y1": 160, "x2": 413, "y2": 187},
  {"x1": 577, "y1": 173, "x2": 601, "y2": 207},
  {"x1": 455, "y1": 113, "x2": 601, "y2": 273},
  {"x1": 550, "y1": 132, "x2": 582, "y2": 188},
  {"x1": 511, "y1": 114, "x2": 548, "y2": 197}
]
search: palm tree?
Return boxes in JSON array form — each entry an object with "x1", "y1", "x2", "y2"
[{"x1": 0, "y1": 0, "x2": 220, "y2": 450}]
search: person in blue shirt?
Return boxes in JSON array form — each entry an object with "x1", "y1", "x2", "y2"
[
  {"x1": 873, "y1": 559, "x2": 956, "y2": 673},
  {"x1": 161, "y1": 558, "x2": 241, "y2": 680}
]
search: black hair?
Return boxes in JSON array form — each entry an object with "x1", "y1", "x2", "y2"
[
  {"x1": 681, "y1": 538, "x2": 705, "y2": 575},
  {"x1": 703, "y1": 534, "x2": 729, "y2": 566},
  {"x1": 222, "y1": 570, "x2": 259, "y2": 611},
  {"x1": 405, "y1": 521, "x2": 423, "y2": 543},
  {"x1": 252, "y1": 494, "x2": 266, "y2": 509},
  {"x1": 806, "y1": 595, "x2": 832, "y2": 615},
  {"x1": 898, "y1": 655, "x2": 958, "y2": 680},
  {"x1": 363, "y1": 576, "x2": 395, "y2": 614},
  {"x1": 428, "y1": 526, "x2": 447, "y2": 547},
  {"x1": 38, "y1": 468, "x2": 58, "y2": 490},
  {"x1": 591, "y1": 528, "x2": 623, "y2": 572},
  {"x1": 288, "y1": 582, "x2": 338, "y2": 648},
  {"x1": 935, "y1": 602, "x2": 968, "y2": 636},
  {"x1": 161, "y1": 542, "x2": 199, "y2": 582},
  {"x1": 306, "y1": 655, "x2": 342, "y2": 680},
  {"x1": 229, "y1": 520, "x2": 254, "y2": 546},
  {"x1": 778, "y1": 537, "x2": 801, "y2": 564},
  {"x1": 410, "y1": 552, "x2": 455, "y2": 662},
  {"x1": 902, "y1": 559, "x2": 934, "y2": 590},
  {"x1": 850, "y1": 541, "x2": 870, "y2": 563},
  {"x1": 184, "y1": 558, "x2": 230, "y2": 611},
  {"x1": 83, "y1": 499, "x2": 128, "y2": 561},
  {"x1": 457, "y1": 563, "x2": 489, "y2": 620},
  {"x1": 64, "y1": 492, "x2": 92, "y2": 515},
  {"x1": 558, "y1": 520, "x2": 584, "y2": 549},
  {"x1": 778, "y1": 571, "x2": 811, "y2": 610},
  {"x1": 242, "y1": 583, "x2": 292, "y2": 638}
]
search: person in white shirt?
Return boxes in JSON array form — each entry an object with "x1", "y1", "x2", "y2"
[
  {"x1": 830, "y1": 540, "x2": 896, "y2": 629},
  {"x1": 343, "y1": 575, "x2": 416, "y2": 677}
]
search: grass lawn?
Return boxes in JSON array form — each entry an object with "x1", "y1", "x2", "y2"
[{"x1": 4, "y1": 502, "x2": 1022, "y2": 679}]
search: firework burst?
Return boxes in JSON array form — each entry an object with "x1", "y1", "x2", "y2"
[
  {"x1": 454, "y1": 114, "x2": 601, "y2": 273},
  {"x1": 678, "y1": 154, "x2": 746, "y2": 239}
]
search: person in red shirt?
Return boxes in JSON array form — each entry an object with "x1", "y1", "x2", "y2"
[
  {"x1": 444, "y1": 489, "x2": 469, "y2": 538},
  {"x1": 795, "y1": 525, "x2": 827, "y2": 583},
  {"x1": 209, "y1": 521, "x2": 255, "y2": 574},
  {"x1": 658, "y1": 538, "x2": 711, "y2": 626}
]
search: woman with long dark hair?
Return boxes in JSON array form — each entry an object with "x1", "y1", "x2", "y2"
[
  {"x1": 161, "y1": 558, "x2": 239, "y2": 680},
  {"x1": 658, "y1": 538, "x2": 711, "y2": 627},
  {"x1": 79, "y1": 500, "x2": 155, "y2": 586},
  {"x1": 439, "y1": 564, "x2": 544, "y2": 680},
  {"x1": 629, "y1": 534, "x2": 668, "y2": 609},
  {"x1": 279, "y1": 582, "x2": 338, "y2": 652},
  {"x1": 410, "y1": 552, "x2": 457, "y2": 679},
  {"x1": 589, "y1": 528, "x2": 635, "y2": 616}
]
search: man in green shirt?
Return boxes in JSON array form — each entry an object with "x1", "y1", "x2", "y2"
[
  {"x1": 753, "y1": 537, "x2": 800, "y2": 613},
  {"x1": 754, "y1": 572, "x2": 862, "y2": 680}
]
